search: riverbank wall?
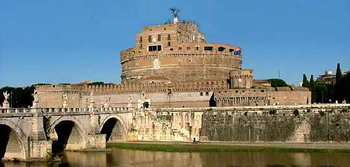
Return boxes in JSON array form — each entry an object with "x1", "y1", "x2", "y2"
[{"x1": 128, "y1": 104, "x2": 350, "y2": 143}]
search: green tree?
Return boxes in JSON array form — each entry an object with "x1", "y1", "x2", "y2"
[
  {"x1": 267, "y1": 78, "x2": 288, "y2": 87},
  {"x1": 302, "y1": 74, "x2": 309, "y2": 87},
  {"x1": 334, "y1": 63, "x2": 344, "y2": 101},
  {"x1": 87, "y1": 82, "x2": 105, "y2": 85},
  {"x1": 314, "y1": 82, "x2": 328, "y2": 103},
  {"x1": 310, "y1": 75, "x2": 317, "y2": 103},
  {"x1": 310, "y1": 75, "x2": 314, "y2": 86},
  {"x1": 343, "y1": 73, "x2": 350, "y2": 102},
  {"x1": 336, "y1": 63, "x2": 342, "y2": 84}
]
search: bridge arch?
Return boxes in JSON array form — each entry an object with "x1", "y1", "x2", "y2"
[
  {"x1": 0, "y1": 119, "x2": 27, "y2": 160},
  {"x1": 100, "y1": 115, "x2": 127, "y2": 142},
  {"x1": 48, "y1": 116, "x2": 88, "y2": 154}
]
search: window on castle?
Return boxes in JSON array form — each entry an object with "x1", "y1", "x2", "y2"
[
  {"x1": 218, "y1": 47, "x2": 225, "y2": 52},
  {"x1": 206, "y1": 92, "x2": 209, "y2": 96},
  {"x1": 179, "y1": 47, "x2": 182, "y2": 50},
  {"x1": 196, "y1": 47, "x2": 200, "y2": 50},
  {"x1": 187, "y1": 47, "x2": 191, "y2": 50},
  {"x1": 168, "y1": 42, "x2": 171, "y2": 46},
  {"x1": 229, "y1": 49, "x2": 235, "y2": 53},
  {"x1": 200, "y1": 92, "x2": 203, "y2": 96},
  {"x1": 234, "y1": 50, "x2": 241, "y2": 55},
  {"x1": 140, "y1": 37, "x2": 143, "y2": 42},
  {"x1": 170, "y1": 48, "x2": 173, "y2": 51},
  {"x1": 158, "y1": 34, "x2": 161, "y2": 41},
  {"x1": 204, "y1": 46, "x2": 213, "y2": 51},
  {"x1": 168, "y1": 34, "x2": 171, "y2": 40},
  {"x1": 148, "y1": 35, "x2": 152, "y2": 42},
  {"x1": 148, "y1": 45, "x2": 162, "y2": 52}
]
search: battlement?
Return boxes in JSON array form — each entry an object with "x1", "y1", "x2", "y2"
[{"x1": 36, "y1": 80, "x2": 229, "y2": 94}]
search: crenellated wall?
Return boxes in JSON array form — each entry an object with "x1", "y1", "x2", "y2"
[{"x1": 35, "y1": 81, "x2": 229, "y2": 108}]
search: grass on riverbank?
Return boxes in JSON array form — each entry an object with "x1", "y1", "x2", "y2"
[{"x1": 107, "y1": 142, "x2": 350, "y2": 154}]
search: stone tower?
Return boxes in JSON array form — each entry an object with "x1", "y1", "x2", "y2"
[{"x1": 120, "y1": 10, "x2": 245, "y2": 85}]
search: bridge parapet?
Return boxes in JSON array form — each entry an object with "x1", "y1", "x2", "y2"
[{"x1": 0, "y1": 106, "x2": 135, "y2": 115}]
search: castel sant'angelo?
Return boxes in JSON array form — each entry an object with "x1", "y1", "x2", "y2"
[{"x1": 36, "y1": 9, "x2": 310, "y2": 108}]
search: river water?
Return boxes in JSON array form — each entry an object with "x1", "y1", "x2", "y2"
[{"x1": 2, "y1": 148, "x2": 350, "y2": 167}]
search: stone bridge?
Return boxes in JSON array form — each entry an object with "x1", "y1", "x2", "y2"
[
  {"x1": 0, "y1": 107, "x2": 134, "y2": 161},
  {"x1": 1, "y1": 104, "x2": 350, "y2": 161}
]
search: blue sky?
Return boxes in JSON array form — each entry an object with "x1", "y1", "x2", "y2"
[{"x1": 0, "y1": 0, "x2": 349, "y2": 87}]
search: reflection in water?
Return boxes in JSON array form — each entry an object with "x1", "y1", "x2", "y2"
[{"x1": 2, "y1": 148, "x2": 350, "y2": 167}]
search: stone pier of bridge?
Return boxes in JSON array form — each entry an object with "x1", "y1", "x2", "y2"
[{"x1": 1, "y1": 104, "x2": 350, "y2": 161}]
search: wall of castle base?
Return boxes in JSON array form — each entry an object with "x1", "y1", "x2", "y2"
[
  {"x1": 129, "y1": 106, "x2": 350, "y2": 143},
  {"x1": 270, "y1": 90, "x2": 311, "y2": 105}
]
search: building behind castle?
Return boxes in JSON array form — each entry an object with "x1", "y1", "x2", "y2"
[{"x1": 35, "y1": 11, "x2": 310, "y2": 108}]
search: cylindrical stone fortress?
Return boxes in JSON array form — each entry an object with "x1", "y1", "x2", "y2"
[{"x1": 120, "y1": 21, "x2": 243, "y2": 84}]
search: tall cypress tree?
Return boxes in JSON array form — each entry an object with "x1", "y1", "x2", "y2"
[
  {"x1": 336, "y1": 63, "x2": 342, "y2": 84},
  {"x1": 302, "y1": 74, "x2": 309, "y2": 87},
  {"x1": 334, "y1": 63, "x2": 345, "y2": 101},
  {"x1": 310, "y1": 75, "x2": 316, "y2": 103},
  {"x1": 310, "y1": 75, "x2": 314, "y2": 87}
]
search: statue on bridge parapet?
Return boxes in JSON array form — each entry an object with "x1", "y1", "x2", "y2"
[
  {"x1": 63, "y1": 92, "x2": 68, "y2": 108},
  {"x1": 89, "y1": 91, "x2": 95, "y2": 109},
  {"x1": 102, "y1": 96, "x2": 109, "y2": 108},
  {"x1": 127, "y1": 95, "x2": 133, "y2": 108},
  {"x1": 138, "y1": 91, "x2": 151, "y2": 109},
  {"x1": 32, "y1": 90, "x2": 39, "y2": 108},
  {"x1": 2, "y1": 91, "x2": 10, "y2": 108}
]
